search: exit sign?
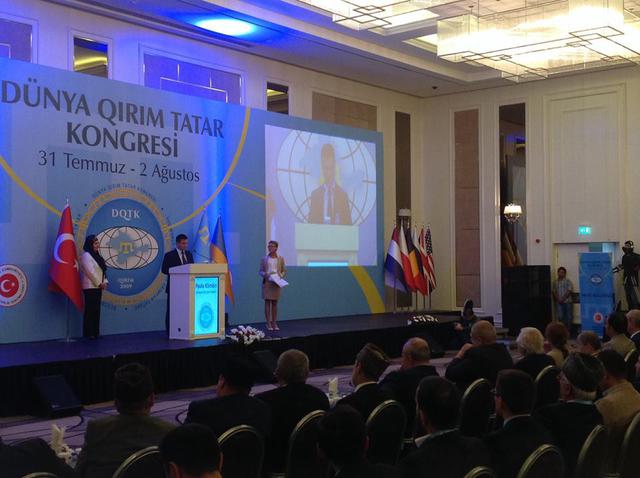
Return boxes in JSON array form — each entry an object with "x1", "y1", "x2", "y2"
[{"x1": 578, "y1": 225, "x2": 592, "y2": 236}]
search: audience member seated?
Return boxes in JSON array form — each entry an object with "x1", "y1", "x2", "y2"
[
  {"x1": 337, "y1": 343, "x2": 393, "y2": 421},
  {"x1": 160, "y1": 424, "x2": 222, "y2": 478},
  {"x1": 75, "y1": 363, "x2": 175, "y2": 478},
  {"x1": 595, "y1": 349, "x2": 640, "y2": 473},
  {"x1": 514, "y1": 327, "x2": 556, "y2": 380},
  {"x1": 576, "y1": 331, "x2": 602, "y2": 357},
  {"x1": 0, "y1": 436, "x2": 77, "y2": 478},
  {"x1": 452, "y1": 299, "x2": 478, "y2": 348},
  {"x1": 255, "y1": 349, "x2": 330, "y2": 474},
  {"x1": 534, "y1": 353, "x2": 604, "y2": 477},
  {"x1": 603, "y1": 312, "x2": 635, "y2": 357},
  {"x1": 545, "y1": 322, "x2": 570, "y2": 368},
  {"x1": 399, "y1": 376, "x2": 490, "y2": 478},
  {"x1": 380, "y1": 337, "x2": 438, "y2": 437},
  {"x1": 185, "y1": 355, "x2": 271, "y2": 438},
  {"x1": 317, "y1": 405, "x2": 401, "y2": 478},
  {"x1": 484, "y1": 370, "x2": 553, "y2": 478},
  {"x1": 627, "y1": 309, "x2": 640, "y2": 349},
  {"x1": 445, "y1": 320, "x2": 513, "y2": 391}
]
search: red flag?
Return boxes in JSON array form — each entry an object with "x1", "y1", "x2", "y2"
[
  {"x1": 411, "y1": 226, "x2": 429, "y2": 295},
  {"x1": 49, "y1": 204, "x2": 84, "y2": 311},
  {"x1": 398, "y1": 224, "x2": 416, "y2": 292}
]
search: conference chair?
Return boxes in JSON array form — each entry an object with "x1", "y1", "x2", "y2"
[
  {"x1": 616, "y1": 411, "x2": 640, "y2": 478},
  {"x1": 111, "y1": 446, "x2": 164, "y2": 478},
  {"x1": 463, "y1": 466, "x2": 497, "y2": 478},
  {"x1": 282, "y1": 410, "x2": 327, "y2": 478},
  {"x1": 573, "y1": 425, "x2": 607, "y2": 478},
  {"x1": 459, "y1": 378, "x2": 493, "y2": 438},
  {"x1": 516, "y1": 444, "x2": 564, "y2": 478},
  {"x1": 534, "y1": 366, "x2": 560, "y2": 409},
  {"x1": 365, "y1": 400, "x2": 406, "y2": 466},
  {"x1": 21, "y1": 474, "x2": 59, "y2": 478},
  {"x1": 624, "y1": 349, "x2": 639, "y2": 382},
  {"x1": 219, "y1": 425, "x2": 264, "y2": 478}
]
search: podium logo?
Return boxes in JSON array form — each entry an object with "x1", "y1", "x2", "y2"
[
  {"x1": 590, "y1": 274, "x2": 603, "y2": 285},
  {"x1": 198, "y1": 302, "x2": 214, "y2": 330},
  {"x1": 0, "y1": 264, "x2": 28, "y2": 307}
]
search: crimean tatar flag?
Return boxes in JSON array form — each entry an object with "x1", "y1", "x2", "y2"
[
  {"x1": 210, "y1": 216, "x2": 235, "y2": 304},
  {"x1": 384, "y1": 225, "x2": 407, "y2": 292}
]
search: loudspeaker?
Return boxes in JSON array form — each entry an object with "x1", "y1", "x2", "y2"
[
  {"x1": 32, "y1": 375, "x2": 83, "y2": 418},
  {"x1": 502, "y1": 265, "x2": 552, "y2": 336},
  {"x1": 252, "y1": 350, "x2": 278, "y2": 384}
]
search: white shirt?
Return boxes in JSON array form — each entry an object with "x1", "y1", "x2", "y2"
[
  {"x1": 176, "y1": 248, "x2": 188, "y2": 265},
  {"x1": 267, "y1": 257, "x2": 279, "y2": 275},
  {"x1": 354, "y1": 381, "x2": 376, "y2": 392},
  {"x1": 323, "y1": 182, "x2": 335, "y2": 224},
  {"x1": 80, "y1": 251, "x2": 107, "y2": 290}
]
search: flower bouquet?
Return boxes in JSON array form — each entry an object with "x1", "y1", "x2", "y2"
[{"x1": 228, "y1": 325, "x2": 265, "y2": 345}]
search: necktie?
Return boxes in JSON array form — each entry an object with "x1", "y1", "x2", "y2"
[{"x1": 181, "y1": 251, "x2": 187, "y2": 265}]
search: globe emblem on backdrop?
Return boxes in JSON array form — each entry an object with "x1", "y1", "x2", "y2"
[
  {"x1": 96, "y1": 226, "x2": 159, "y2": 270},
  {"x1": 276, "y1": 130, "x2": 376, "y2": 225}
]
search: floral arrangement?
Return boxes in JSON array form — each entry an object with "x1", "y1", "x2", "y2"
[
  {"x1": 228, "y1": 325, "x2": 265, "y2": 345},
  {"x1": 407, "y1": 314, "x2": 438, "y2": 325}
]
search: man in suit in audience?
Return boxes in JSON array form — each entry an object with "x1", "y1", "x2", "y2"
[
  {"x1": 380, "y1": 337, "x2": 439, "y2": 437},
  {"x1": 576, "y1": 331, "x2": 603, "y2": 357},
  {"x1": 185, "y1": 355, "x2": 271, "y2": 438},
  {"x1": 161, "y1": 234, "x2": 194, "y2": 335},
  {"x1": 626, "y1": 309, "x2": 640, "y2": 349},
  {"x1": 484, "y1": 370, "x2": 553, "y2": 478},
  {"x1": 318, "y1": 405, "x2": 401, "y2": 478},
  {"x1": 160, "y1": 424, "x2": 222, "y2": 478},
  {"x1": 603, "y1": 312, "x2": 635, "y2": 357},
  {"x1": 0, "y1": 436, "x2": 77, "y2": 478},
  {"x1": 75, "y1": 363, "x2": 175, "y2": 478},
  {"x1": 337, "y1": 343, "x2": 394, "y2": 421},
  {"x1": 399, "y1": 376, "x2": 490, "y2": 478},
  {"x1": 445, "y1": 320, "x2": 514, "y2": 391},
  {"x1": 596, "y1": 349, "x2": 640, "y2": 473},
  {"x1": 534, "y1": 353, "x2": 604, "y2": 477},
  {"x1": 255, "y1": 349, "x2": 330, "y2": 474}
]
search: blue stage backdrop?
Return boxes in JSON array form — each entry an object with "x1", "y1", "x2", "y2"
[{"x1": 0, "y1": 57, "x2": 384, "y2": 343}]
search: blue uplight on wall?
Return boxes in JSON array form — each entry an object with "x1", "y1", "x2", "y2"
[{"x1": 193, "y1": 17, "x2": 257, "y2": 37}]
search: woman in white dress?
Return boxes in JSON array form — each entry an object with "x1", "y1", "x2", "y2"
[
  {"x1": 80, "y1": 235, "x2": 108, "y2": 338},
  {"x1": 259, "y1": 241, "x2": 286, "y2": 331}
]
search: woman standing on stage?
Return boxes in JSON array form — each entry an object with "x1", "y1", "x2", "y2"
[
  {"x1": 80, "y1": 235, "x2": 108, "y2": 339},
  {"x1": 259, "y1": 240, "x2": 286, "y2": 331}
]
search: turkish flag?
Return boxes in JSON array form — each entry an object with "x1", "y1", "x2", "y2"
[{"x1": 48, "y1": 204, "x2": 84, "y2": 311}]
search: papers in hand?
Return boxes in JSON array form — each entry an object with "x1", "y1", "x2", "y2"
[
  {"x1": 328, "y1": 377, "x2": 339, "y2": 396},
  {"x1": 269, "y1": 274, "x2": 289, "y2": 288}
]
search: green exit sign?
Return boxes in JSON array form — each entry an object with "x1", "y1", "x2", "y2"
[{"x1": 578, "y1": 225, "x2": 592, "y2": 236}]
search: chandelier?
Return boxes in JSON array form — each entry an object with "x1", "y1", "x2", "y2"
[{"x1": 289, "y1": 0, "x2": 640, "y2": 81}]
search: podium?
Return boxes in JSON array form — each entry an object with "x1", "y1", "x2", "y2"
[
  {"x1": 295, "y1": 223, "x2": 359, "y2": 266},
  {"x1": 169, "y1": 263, "x2": 227, "y2": 340}
]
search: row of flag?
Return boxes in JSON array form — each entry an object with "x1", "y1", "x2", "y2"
[{"x1": 384, "y1": 224, "x2": 436, "y2": 295}]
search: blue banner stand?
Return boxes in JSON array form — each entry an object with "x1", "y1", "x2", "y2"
[{"x1": 579, "y1": 252, "x2": 615, "y2": 336}]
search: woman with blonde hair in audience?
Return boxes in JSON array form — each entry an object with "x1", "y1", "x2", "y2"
[
  {"x1": 514, "y1": 327, "x2": 556, "y2": 379},
  {"x1": 545, "y1": 322, "x2": 571, "y2": 368}
]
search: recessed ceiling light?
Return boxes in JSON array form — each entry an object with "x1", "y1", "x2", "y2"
[{"x1": 194, "y1": 18, "x2": 257, "y2": 37}]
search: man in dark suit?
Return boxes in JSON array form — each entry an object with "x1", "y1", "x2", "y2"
[
  {"x1": 160, "y1": 424, "x2": 222, "y2": 478},
  {"x1": 380, "y1": 337, "x2": 439, "y2": 437},
  {"x1": 318, "y1": 405, "x2": 401, "y2": 478},
  {"x1": 255, "y1": 349, "x2": 330, "y2": 474},
  {"x1": 161, "y1": 234, "x2": 194, "y2": 335},
  {"x1": 185, "y1": 355, "x2": 271, "y2": 438},
  {"x1": 75, "y1": 363, "x2": 175, "y2": 478},
  {"x1": 484, "y1": 370, "x2": 553, "y2": 478},
  {"x1": 627, "y1": 309, "x2": 640, "y2": 349},
  {"x1": 308, "y1": 143, "x2": 352, "y2": 225},
  {"x1": 0, "y1": 437, "x2": 77, "y2": 478},
  {"x1": 337, "y1": 343, "x2": 393, "y2": 421},
  {"x1": 445, "y1": 320, "x2": 514, "y2": 391},
  {"x1": 399, "y1": 376, "x2": 490, "y2": 478},
  {"x1": 534, "y1": 353, "x2": 604, "y2": 477}
]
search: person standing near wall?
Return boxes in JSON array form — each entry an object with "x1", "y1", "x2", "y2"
[
  {"x1": 80, "y1": 235, "x2": 108, "y2": 339},
  {"x1": 553, "y1": 267, "x2": 574, "y2": 331}
]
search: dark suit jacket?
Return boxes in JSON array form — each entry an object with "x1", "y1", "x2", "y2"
[
  {"x1": 514, "y1": 354, "x2": 556, "y2": 380},
  {"x1": 400, "y1": 430, "x2": 491, "y2": 478},
  {"x1": 161, "y1": 249, "x2": 194, "y2": 292},
  {"x1": 255, "y1": 382, "x2": 330, "y2": 473},
  {"x1": 308, "y1": 184, "x2": 352, "y2": 225},
  {"x1": 534, "y1": 401, "x2": 602, "y2": 477},
  {"x1": 0, "y1": 438, "x2": 77, "y2": 478},
  {"x1": 380, "y1": 365, "x2": 439, "y2": 436},
  {"x1": 337, "y1": 382, "x2": 394, "y2": 422},
  {"x1": 445, "y1": 343, "x2": 514, "y2": 391},
  {"x1": 185, "y1": 393, "x2": 271, "y2": 438},
  {"x1": 75, "y1": 414, "x2": 175, "y2": 478},
  {"x1": 336, "y1": 457, "x2": 401, "y2": 478},
  {"x1": 484, "y1": 416, "x2": 553, "y2": 478},
  {"x1": 631, "y1": 331, "x2": 640, "y2": 349}
]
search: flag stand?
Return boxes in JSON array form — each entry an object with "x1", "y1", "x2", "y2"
[{"x1": 61, "y1": 297, "x2": 76, "y2": 343}]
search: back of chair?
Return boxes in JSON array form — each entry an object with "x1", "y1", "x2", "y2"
[
  {"x1": 22, "y1": 474, "x2": 59, "y2": 478},
  {"x1": 111, "y1": 446, "x2": 164, "y2": 478},
  {"x1": 219, "y1": 425, "x2": 264, "y2": 478},
  {"x1": 516, "y1": 444, "x2": 564, "y2": 478},
  {"x1": 624, "y1": 349, "x2": 639, "y2": 382},
  {"x1": 618, "y1": 411, "x2": 640, "y2": 478},
  {"x1": 534, "y1": 366, "x2": 560, "y2": 409},
  {"x1": 365, "y1": 400, "x2": 406, "y2": 466},
  {"x1": 463, "y1": 466, "x2": 498, "y2": 478},
  {"x1": 574, "y1": 425, "x2": 608, "y2": 478},
  {"x1": 459, "y1": 379, "x2": 493, "y2": 438},
  {"x1": 285, "y1": 410, "x2": 327, "y2": 478}
]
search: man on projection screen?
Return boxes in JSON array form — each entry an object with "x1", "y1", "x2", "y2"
[{"x1": 308, "y1": 144, "x2": 352, "y2": 226}]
